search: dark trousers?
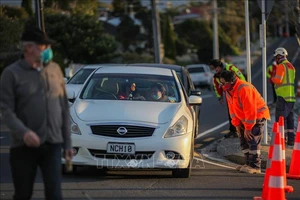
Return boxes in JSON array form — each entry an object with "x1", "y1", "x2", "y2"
[
  {"x1": 239, "y1": 119, "x2": 265, "y2": 169},
  {"x1": 9, "y1": 143, "x2": 62, "y2": 200},
  {"x1": 226, "y1": 101, "x2": 236, "y2": 132},
  {"x1": 275, "y1": 96, "x2": 295, "y2": 142},
  {"x1": 271, "y1": 84, "x2": 277, "y2": 103}
]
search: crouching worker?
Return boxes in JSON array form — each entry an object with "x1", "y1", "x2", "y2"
[{"x1": 219, "y1": 70, "x2": 270, "y2": 174}]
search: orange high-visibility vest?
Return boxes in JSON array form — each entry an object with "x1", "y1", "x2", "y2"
[{"x1": 225, "y1": 79, "x2": 270, "y2": 130}]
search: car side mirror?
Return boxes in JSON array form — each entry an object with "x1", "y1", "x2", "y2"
[
  {"x1": 190, "y1": 89, "x2": 201, "y2": 96},
  {"x1": 63, "y1": 77, "x2": 69, "y2": 83},
  {"x1": 66, "y1": 90, "x2": 76, "y2": 102},
  {"x1": 188, "y1": 95, "x2": 202, "y2": 105}
]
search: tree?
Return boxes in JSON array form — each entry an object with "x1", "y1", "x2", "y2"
[
  {"x1": 116, "y1": 15, "x2": 140, "y2": 51},
  {"x1": 21, "y1": 0, "x2": 33, "y2": 16},
  {"x1": 162, "y1": 14, "x2": 176, "y2": 59},
  {"x1": 0, "y1": 6, "x2": 26, "y2": 74}
]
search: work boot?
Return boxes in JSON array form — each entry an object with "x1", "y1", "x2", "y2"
[
  {"x1": 287, "y1": 140, "x2": 294, "y2": 146},
  {"x1": 239, "y1": 165, "x2": 261, "y2": 174}
]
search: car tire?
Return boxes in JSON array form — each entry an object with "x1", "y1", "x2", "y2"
[
  {"x1": 172, "y1": 138, "x2": 194, "y2": 178},
  {"x1": 194, "y1": 119, "x2": 199, "y2": 138}
]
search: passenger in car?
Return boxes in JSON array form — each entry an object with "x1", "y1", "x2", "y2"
[{"x1": 150, "y1": 83, "x2": 169, "y2": 102}]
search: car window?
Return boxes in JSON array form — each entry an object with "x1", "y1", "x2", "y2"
[
  {"x1": 81, "y1": 73, "x2": 181, "y2": 103},
  {"x1": 187, "y1": 67, "x2": 205, "y2": 73},
  {"x1": 67, "y1": 68, "x2": 95, "y2": 84}
]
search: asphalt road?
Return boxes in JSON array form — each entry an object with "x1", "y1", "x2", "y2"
[{"x1": 0, "y1": 36, "x2": 299, "y2": 200}]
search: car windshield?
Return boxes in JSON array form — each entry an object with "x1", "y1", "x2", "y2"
[
  {"x1": 187, "y1": 67, "x2": 205, "y2": 73},
  {"x1": 68, "y1": 68, "x2": 95, "y2": 84},
  {"x1": 80, "y1": 73, "x2": 180, "y2": 102}
]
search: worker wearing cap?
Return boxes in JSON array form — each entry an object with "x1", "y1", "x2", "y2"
[
  {"x1": 271, "y1": 47, "x2": 296, "y2": 146},
  {"x1": 220, "y1": 70, "x2": 270, "y2": 174}
]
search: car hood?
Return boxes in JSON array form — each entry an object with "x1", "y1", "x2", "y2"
[
  {"x1": 74, "y1": 100, "x2": 181, "y2": 124},
  {"x1": 66, "y1": 84, "x2": 83, "y2": 96}
]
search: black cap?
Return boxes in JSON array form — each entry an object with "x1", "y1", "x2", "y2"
[
  {"x1": 209, "y1": 59, "x2": 223, "y2": 68},
  {"x1": 21, "y1": 27, "x2": 55, "y2": 45}
]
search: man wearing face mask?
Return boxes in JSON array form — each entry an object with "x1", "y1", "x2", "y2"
[
  {"x1": 209, "y1": 59, "x2": 246, "y2": 138},
  {"x1": 0, "y1": 27, "x2": 73, "y2": 200},
  {"x1": 271, "y1": 47, "x2": 296, "y2": 146},
  {"x1": 220, "y1": 70, "x2": 270, "y2": 174}
]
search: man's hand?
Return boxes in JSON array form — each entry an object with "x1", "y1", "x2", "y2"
[
  {"x1": 23, "y1": 130, "x2": 41, "y2": 147},
  {"x1": 235, "y1": 125, "x2": 242, "y2": 137},
  {"x1": 64, "y1": 148, "x2": 74, "y2": 161},
  {"x1": 244, "y1": 129, "x2": 254, "y2": 141}
]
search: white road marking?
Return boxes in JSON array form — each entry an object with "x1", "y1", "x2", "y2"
[
  {"x1": 200, "y1": 94, "x2": 213, "y2": 99},
  {"x1": 195, "y1": 121, "x2": 229, "y2": 139}
]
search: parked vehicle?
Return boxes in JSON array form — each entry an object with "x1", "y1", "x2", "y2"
[
  {"x1": 128, "y1": 63, "x2": 202, "y2": 138},
  {"x1": 66, "y1": 66, "x2": 202, "y2": 178},
  {"x1": 65, "y1": 65, "x2": 99, "y2": 98},
  {"x1": 186, "y1": 64, "x2": 214, "y2": 90}
]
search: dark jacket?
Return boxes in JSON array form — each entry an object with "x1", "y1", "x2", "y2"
[{"x1": 0, "y1": 59, "x2": 71, "y2": 149}]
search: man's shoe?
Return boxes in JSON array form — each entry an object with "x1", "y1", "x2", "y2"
[
  {"x1": 287, "y1": 141, "x2": 294, "y2": 146},
  {"x1": 239, "y1": 165, "x2": 261, "y2": 174}
]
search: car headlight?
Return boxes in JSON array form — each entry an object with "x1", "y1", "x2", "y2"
[
  {"x1": 164, "y1": 116, "x2": 188, "y2": 138},
  {"x1": 70, "y1": 116, "x2": 81, "y2": 135}
]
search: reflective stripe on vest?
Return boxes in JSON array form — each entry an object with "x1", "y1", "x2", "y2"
[
  {"x1": 274, "y1": 62, "x2": 296, "y2": 102},
  {"x1": 269, "y1": 176, "x2": 284, "y2": 188}
]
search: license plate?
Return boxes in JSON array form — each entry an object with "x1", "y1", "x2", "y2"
[{"x1": 107, "y1": 143, "x2": 135, "y2": 154}]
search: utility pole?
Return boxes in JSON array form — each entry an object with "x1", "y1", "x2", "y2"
[
  {"x1": 35, "y1": 0, "x2": 45, "y2": 32},
  {"x1": 213, "y1": 0, "x2": 219, "y2": 59},
  {"x1": 151, "y1": 0, "x2": 162, "y2": 63},
  {"x1": 245, "y1": 0, "x2": 251, "y2": 83},
  {"x1": 285, "y1": 1, "x2": 290, "y2": 37},
  {"x1": 261, "y1": 0, "x2": 268, "y2": 145}
]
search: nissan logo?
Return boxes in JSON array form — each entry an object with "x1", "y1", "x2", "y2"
[{"x1": 117, "y1": 127, "x2": 127, "y2": 135}]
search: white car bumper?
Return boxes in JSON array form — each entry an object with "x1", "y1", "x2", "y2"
[{"x1": 68, "y1": 131, "x2": 192, "y2": 169}]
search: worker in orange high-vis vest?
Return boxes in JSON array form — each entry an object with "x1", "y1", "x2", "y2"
[
  {"x1": 266, "y1": 61, "x2": 277, "y2": 103},
  {"x1": 209, "y1": 59, "x2": 246, "y2": 138},
  {"x1": 220, "y1": 70, "x2": 270, "y2": 174},
  {"x1": 271, "y1": 47, "x2": 296, "y2": 146}
]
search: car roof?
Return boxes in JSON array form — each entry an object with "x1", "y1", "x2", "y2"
[
  {"x1": 128, "y1": 63, "x2": 184, "y2": 72},
  {"x1": 95, "y1": 66, "x2": 174, "y2": 76},
  {"x1": 81, "y1": 64, "x2": 127, "y2": 69}
]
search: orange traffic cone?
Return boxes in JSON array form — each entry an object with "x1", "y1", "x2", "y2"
[
  {"x1": 266, "y1": 129, "x2": 286, "y2": 200},
  {"x1": 278, "y1": 116, "x2": 294, "y2": 192},
  {"x1": 260, "y1": 122, "x2": 278, "y2": 200},
  {"x1": 253, "y1": 128, "x2": 286, "y2": 200},
  {"x1": 287, "y1": 116, "x2": 300, "y2": 179}
]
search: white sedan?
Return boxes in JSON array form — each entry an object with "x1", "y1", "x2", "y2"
[{"x1": 66, "y1": 66, "x2": 202, "y2": 178}]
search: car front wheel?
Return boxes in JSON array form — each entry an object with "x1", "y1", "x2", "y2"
[{"x1": 172, "y1": 138, "x2": 194, "y2": 178}]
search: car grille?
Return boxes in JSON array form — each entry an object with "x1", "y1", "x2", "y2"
[
  {"x1": 90, "y1": 125, "x2": 155, "y2": 138},
  {"x1": 88, "y1": 149, "x2": 155, "y2": 160}
]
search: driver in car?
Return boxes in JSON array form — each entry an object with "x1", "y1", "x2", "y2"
[{"x1": 119, "y1": 83, "x2": 145, "y2": 100}]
